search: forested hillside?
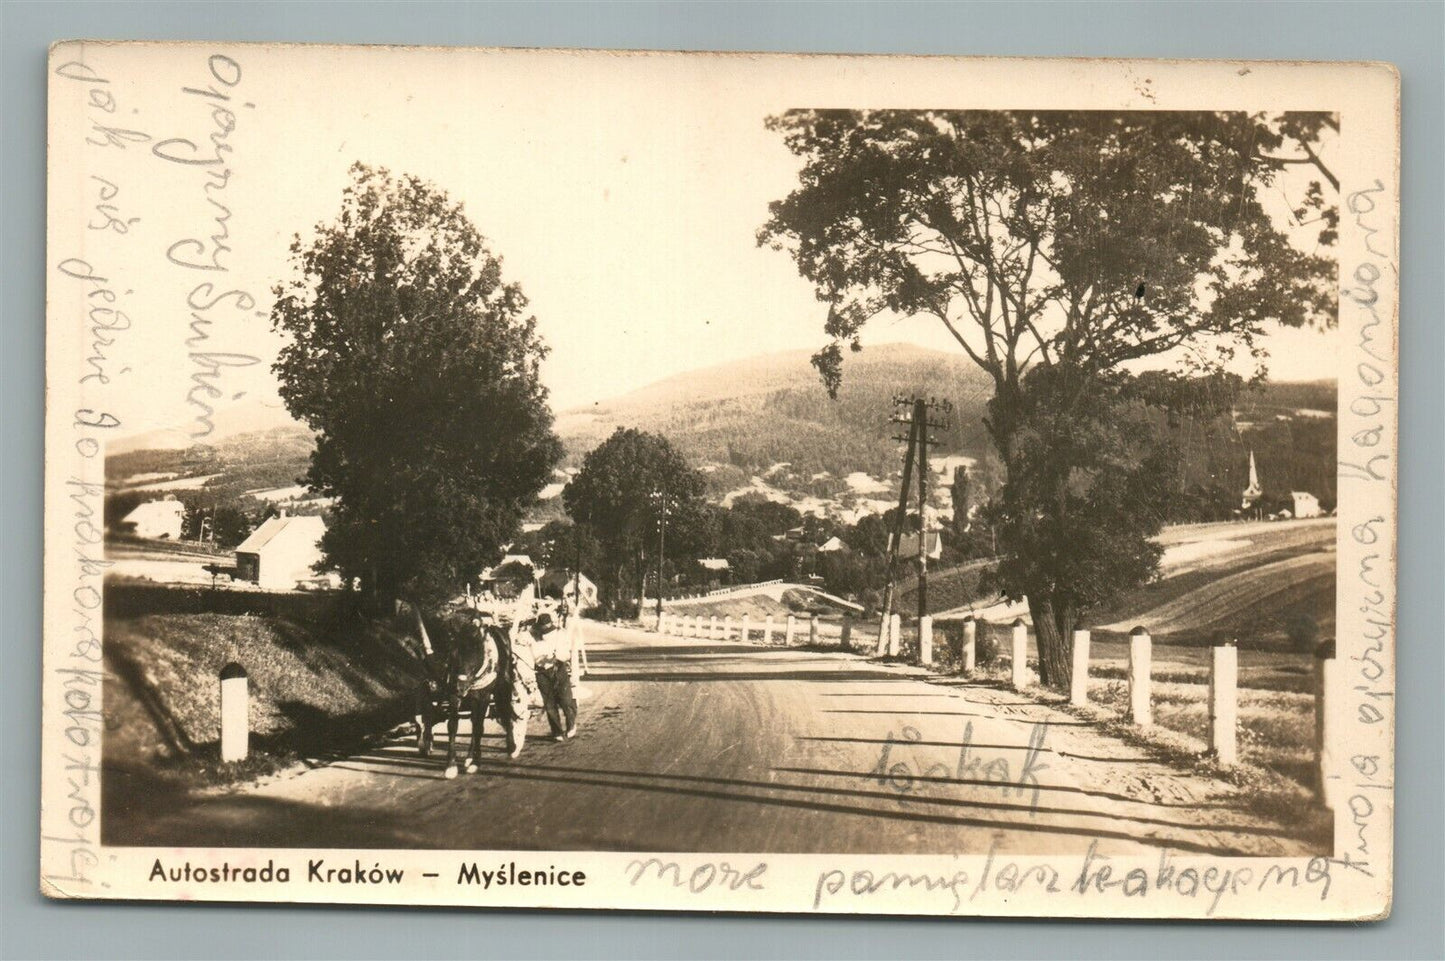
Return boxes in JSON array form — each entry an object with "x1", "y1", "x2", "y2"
[
  {"x1": 556, "y1": 343, "x2": 997, "y2": 479},
  {"x1": 556, "y1": 343, "x2": 1338, "y2": 508}
]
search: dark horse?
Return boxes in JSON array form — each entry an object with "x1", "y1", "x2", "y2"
[{"x1": 411, "y1": 606, "x2": 506, "y2": 778}]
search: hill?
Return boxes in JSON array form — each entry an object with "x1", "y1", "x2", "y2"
[
  {"x1": 557, "y1": 343, "x2": 998, "y2": 481},
  {"x1": 557, "y1": 343, "x2": 1338, "y2": 510}
]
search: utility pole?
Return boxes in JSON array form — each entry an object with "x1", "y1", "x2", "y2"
[
  {"x1": 913, "y1": 397, "x2": 951, "y2": 620},
  {"x1": 879, "y1": 398, "x2": 920, "y2": 634},
  {"x1": 649, "y1": 487, "x2": 673, "y2": 622},
  {"x1": 881, "y1": 395, "x2": 952, "y2": 627},
  {"x1": 916, "y1": 398, "x2": 930, "y2": 619}
]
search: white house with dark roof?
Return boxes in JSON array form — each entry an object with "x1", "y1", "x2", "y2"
[
  {"x1": 234, "y1": 514, "x2": 327, "y2": 590},
  {"x1": 119, "y1": 497, "x2": 186, "y2": 540},
  {"x1": 895, "y1": 530, "x2": 943, "y2": 561}
]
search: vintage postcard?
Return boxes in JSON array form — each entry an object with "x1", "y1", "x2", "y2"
[{"x1": 42, "y1": 44, "x2": 1397, "y2": 919}]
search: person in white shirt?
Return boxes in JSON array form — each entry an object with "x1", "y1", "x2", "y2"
[{"x1": 528, "y1": 613, "x2": 578, "y2": 740}]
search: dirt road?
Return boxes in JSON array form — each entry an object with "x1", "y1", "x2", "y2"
[{"x1": 113, "y1": 623, "x2": 1325, "y2": 856}]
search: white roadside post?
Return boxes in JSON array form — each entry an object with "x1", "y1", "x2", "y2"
[
  {"x1": 918, "y1": 616, "x2": 933, "y2": 666},
  {"x1": 723, "y1": 615, "x2": 734, "y2": 640},
  {"x1": 887, "y1": 614, "x2": 902, "y2": 657},
  {"x1": 785, "y1": 615, "x2": 797, "y2": 646},
  {"x1": 961, "y1": 616, "x2": 976, "y2": 675},
  {"x1": 1128, "y1": 626, "x2": 1153, "y2": 727},
  {"x1": 1314, "y1": 638, "x2": 1339, "y2": 809},
  {"x1": 1210, "y1": 640, "x2": 1238, "y2": 765},
  {"x1": 219, "y1": 662, "x2": 249, "y2": 762},
  {"x1": 710, "y1": 615, "x2": 720, "y2": 640},
  {"x1": 840, "y1": 616, "x2": 852, "y2": 649},
  {"x1": 741, "y1": 615, "x2": 751, "y2": 644},
  {"x1": 1010, "y1": 618, "x2": 1029, "y2": 690},
  {"x1": 686, "y1": 614, "x2": 696, "y2": 637},
  {"x1": 1069, "y1": 629, "x2": 1091, "y2": 707},
  {"x1": 808, "y1": 614, "x2": 819, "y2": 646},
  {"x1": 656, "y1": 611, "x2": 666, "y2": 633},
  {"x1": 763, "y1": 616, "x2": 774, "y2": 645}
]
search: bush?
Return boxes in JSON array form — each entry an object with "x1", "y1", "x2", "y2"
[{"x1": 976, "y1": 624, "x2": 1000, "y2": 666}]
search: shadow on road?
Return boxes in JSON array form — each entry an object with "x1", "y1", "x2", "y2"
[
  {"x1": 822, "y1": 707, "x2": 1094, "y2": 726},
  {"x1": 587, "y1": 669, "x2": 913, "y2": 683},
  {"x1": 435, "y1": 756, "x2": 1307, "y2": 856},
  {"x1": 793, "y1": 734, "x2": 1173, "y2": 766}
]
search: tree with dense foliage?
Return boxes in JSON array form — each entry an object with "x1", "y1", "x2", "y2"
[
  {"x1": 511, "y1": 519, "x2": 602, "y2": 590},
  {"x1": 760, "y1": 110, "x2": 1336, "y2": 689},
  {"x1": 271, "y1": 163, "x2": 561, "y2": 606},
  {"x1": 562, "y1": 428, "x2": 706, "y2": 614}
]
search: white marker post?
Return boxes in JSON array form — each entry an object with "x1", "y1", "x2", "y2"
[
  {"x1": 1314, "y1": 638, "x2": 1338, "y2": 808},
  {"x1": 723, "y1": 616, "x2": 734, "y2": 640},
  {"x1": 1070, "y1": 629, "x2": 1091, "y2": 707},
  {"x1": 808, "y1": 614, "x2": 819, "y2": 646},
  {"x1": 887, "y1": 614, "x2": 902, "y2": 658},
  {"x1": 219, "y1": 662, "x2": 249, "y2": 762},
  {"x1": 785, "y1": 615, "x2": 797, "y2": 647},
  {"x1": 741, "y1": 615, "x2": 751, "y2": 644},
  {"x1": 763, "y1": 616, "x2": 774, "y2": 645},
  {"x1": 840, "y1": 616, "x2": 852, "y2": 649},
  {"x1": 1010, "y1": 619, "x2": 1028, "y2": 690},
  {"x1": 918, "y1": 615, "x2": 933, "y2": 666},
  {"x1": 1210, "y1": 640, "x2": 1238, "y2": 765},
  {"x1": 961, "y1": 617, "x2": 976, "y2": 675},
  {"x1": 1128, "y1": 626, "x2": 1153, "y2": 727},
  {"x1": 710, "y1": 615, "x2": 719, "y2": 640}
]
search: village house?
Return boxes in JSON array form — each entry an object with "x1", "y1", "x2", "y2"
[
  {"x1": 895, "y1": 530, "x2": 943, "y2": 561},
  {"x1": 697, "y1": 557, "x2": 731, "y2": 582},
  {"x1": 538, "y1": 569, "x2": 599, "y2": 611},
  {"x1": 118, "y1": 497, "x2": 186, "y2": 540},
  {"x1": 233, "y1": 513, "x2": 327, "y2": 590},
  {"x1": 1291, "y1": 491, "x2": 1323, "y2": 519}
]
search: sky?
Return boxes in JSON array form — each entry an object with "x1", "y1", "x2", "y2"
[{"x1": 56, "y1": 45, "x2": 1339, "y2": 444}]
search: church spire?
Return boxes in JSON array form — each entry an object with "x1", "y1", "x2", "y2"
[{"x1": 1242, "y1": 449, "x2": 1263, "y2": 507}]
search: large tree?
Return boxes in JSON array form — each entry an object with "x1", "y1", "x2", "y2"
[
  {"x1": 760, "y1": 110, "x2": 1336, "y2": 689},
  {"x1": 562, "y1": 428, "x2": 706, "y2": 613},
  {"x1": 272, "y1": 163, "x2": 562, "y2": 606}
]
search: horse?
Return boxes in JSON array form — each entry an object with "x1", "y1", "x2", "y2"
[
  {"x1": 438, "y1": 619, "x2": 504, "y2": 779},
  {"x1": 409, "y1": 604, "x2": 505, "y2": 778}
]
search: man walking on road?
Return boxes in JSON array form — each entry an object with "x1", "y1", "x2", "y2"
[{"x1": 530, "y1": 613, "x2": 579, "y2": 740}]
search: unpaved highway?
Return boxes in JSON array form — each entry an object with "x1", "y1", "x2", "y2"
[{"x1": 111, "y1": 622, "x2": 1325, "y2": 856}]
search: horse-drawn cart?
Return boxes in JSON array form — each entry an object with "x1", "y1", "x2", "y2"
[{"x1": 407, "y1": 596, "x2": 557, "y2": 776}]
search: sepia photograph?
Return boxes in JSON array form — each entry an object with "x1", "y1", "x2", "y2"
[{"x1": 41, "y1": 45, "x2": 1397, "y2": 918}]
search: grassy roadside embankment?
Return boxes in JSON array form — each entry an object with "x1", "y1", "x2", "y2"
[{"x1": 102, "y1": 581, "x2": 424, "y2": 839}]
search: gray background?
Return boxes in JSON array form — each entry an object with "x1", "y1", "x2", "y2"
[{"x1": 2, "y1": 2, "x2": 1440, "y2": 958}]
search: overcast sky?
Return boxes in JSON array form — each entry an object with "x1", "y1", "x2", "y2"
[{"x1": 69, "y1": 46, "x2": 1339, "y2": 442}]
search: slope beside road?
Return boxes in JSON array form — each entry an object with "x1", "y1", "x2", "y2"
[{"x1": 109, "y1": 622, "x2": 1326, "y2": 856}]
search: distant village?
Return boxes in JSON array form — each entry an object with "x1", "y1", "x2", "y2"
[{"x1": 109, "y1": 444, "x2": 1329, "y2": 599}]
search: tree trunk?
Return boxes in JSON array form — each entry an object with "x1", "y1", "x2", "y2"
[
  {"x1": 635, "y1": 548, "x2": 646, "y2": 618},
  {"x1": 1028, "y1": 594, "x2": 1076, "y2": 691}
]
